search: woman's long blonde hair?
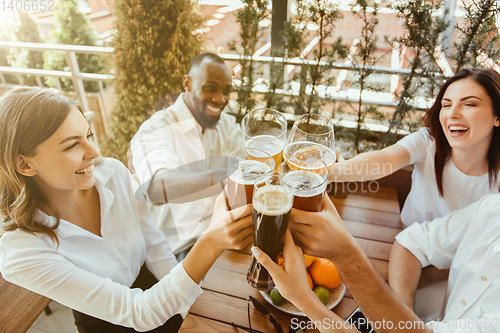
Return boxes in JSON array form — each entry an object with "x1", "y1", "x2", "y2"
[{"x1": 0, "y1": 87, "x2": 84, "y2": 244}]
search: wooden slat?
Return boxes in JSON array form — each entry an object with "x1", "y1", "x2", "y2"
[
  {"x1": 0, "y1": 275, "x2": 50, "y2": 333},
  {"x1": 335, "y1": 204, "x2": 402, "y2": 228},
  {"x1": 344, "y1": 219, "x2": 400, "y2": 243},
  {"x1": 180, "y1": 314, "x2": 250, "y2": 332},
  {"x1": 331, "y1": 192, "x2": 400, "y2": 214},
  {"x1": 189, "y1": 289, "x2": 297, "y2": 332},
  {"x1": 355, "y1": 238, "x2": 393, "y2": 261},
  {"x1": 202, "y1": 267, "x2": 255, "y2": 299},
  {"x1": 212, "y1": 250, "x2": 252, "y2": 273}
]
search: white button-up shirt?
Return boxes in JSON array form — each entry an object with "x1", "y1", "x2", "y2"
[
  {"x1": 396, "y1": 194, "x2": 500, "y2": 332},
  {"x1": 0, "y1": 159, "x2": 202, "y2": 331},
  {"x1": 130, "y1": 94, "x2": 244, "y2": 253}
]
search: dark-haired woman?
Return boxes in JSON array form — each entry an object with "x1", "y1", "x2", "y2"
[
  {"x1": 0, "y1": 87, "x2": 253, "y2": 332},
  {"x1": 329, "y1": 68, "x2": 500, "y2": 228}
]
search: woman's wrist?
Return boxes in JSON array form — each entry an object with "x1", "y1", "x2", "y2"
[
  {"x1": 288, "y1": 288, "x2": 319, "y2": 313},
  {"x1": 196, "y1": 232, "x2": 225, "y2": 258}
]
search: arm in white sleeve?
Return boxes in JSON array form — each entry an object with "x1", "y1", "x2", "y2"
[
  {"x1": 395, "y1": 197, "x2": 484, "y2": 269},
  {"x1": 130, "y1": 123, "x2": 229, "y2": 204},
  {"x1": 0, "y1": 232, "x2": 201, "y2": 332}
]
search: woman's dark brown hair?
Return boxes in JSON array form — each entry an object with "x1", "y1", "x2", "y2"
[{"x1": 423, "y1": 68, "x2": 500, "y2": 196}]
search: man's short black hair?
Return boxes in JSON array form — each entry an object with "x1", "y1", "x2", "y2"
[{"x1": 189, "y1": 52, "x2": 225, "y2": 74}]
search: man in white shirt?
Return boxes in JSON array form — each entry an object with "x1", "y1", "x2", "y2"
[
  {"x1": 388, "y1": 194, "x2": 500, "y2": 330},
  {"x1": 130, "y1": 53, "x2": 244, "y2": 258}
]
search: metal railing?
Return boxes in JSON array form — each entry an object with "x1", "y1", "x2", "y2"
[
  {"x1": 0, "y1": 41, "x2": 452, "y2": 133},
  {"x1": 0, "y1": 41, "x2": 113, "y2": 116}
]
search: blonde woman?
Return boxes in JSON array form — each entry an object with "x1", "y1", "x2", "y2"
[{"x1": 0, "y1": 87, "x2": 253, "y2": 332}]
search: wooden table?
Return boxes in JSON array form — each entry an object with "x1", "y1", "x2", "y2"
[
  {"x1": 179, "y1": 186, "x2": 402, "y2": 332},
  {"x1": 0, "y1": 274, "x2": 51, "y2": 333}
]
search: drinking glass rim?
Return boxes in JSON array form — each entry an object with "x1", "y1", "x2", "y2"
[
  {"x1": 279, "y1": 157, "x2": 329, "y2": 190},
  {"x1": 283, "y1": 141, "x2": 336, "y2": 163},
  {"x1": 242, "y1": 108, "x2": 288, "y2": 138},
  {"x1": 291, "y1": 113, "x2": 334, "y2": 136},
  {"x1": 228, "y1": 147, "x2": 276, "y2": 172}
]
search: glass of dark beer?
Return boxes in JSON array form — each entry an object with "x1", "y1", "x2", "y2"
[
  {"x1": 227, "y1": 148, "x2": 275, "y2": 210},
  {"x1": 279, "y1": 156, "x2": 329, "y2": 212},
  {"x1": 246, "y1": 174, "x2": 293, "y2": 290}
]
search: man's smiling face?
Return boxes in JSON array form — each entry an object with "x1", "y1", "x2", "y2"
[{"x1": 183, "y1": 59, "x2": 232, "y2": 130}]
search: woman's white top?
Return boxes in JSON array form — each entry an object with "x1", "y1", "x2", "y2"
[
  {"x1": 0, "y1": 158, "x2": 202, "y2": 331},
  {"x1": 396, "y1": 128, "x2": 498, "y2": 228}
]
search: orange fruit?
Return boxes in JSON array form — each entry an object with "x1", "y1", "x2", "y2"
[
  {"x1": 304, "y1": 254, "x2": 316, "y2": 268},
  {"x1": 308, "y1": 258, "x2": 342, "y2": 289},
  {"x1": 306, "y1": 272, "x2": 313, "y2": 289}
]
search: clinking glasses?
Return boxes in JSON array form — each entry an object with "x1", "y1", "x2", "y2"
[{"x1": 231, "y1": 295, "x2": 284, "y2": 333}]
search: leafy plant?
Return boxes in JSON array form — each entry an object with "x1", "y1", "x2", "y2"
[
  {"x1": 229, "y1": 0, "x2": 270, "y2": 114},
  {"x1": 349, "y1": 0, "x2": 383, "y2": 153},
  {"x1": 453, "y1": 0, "x2": 500, "y2": 72},
  {"x1": 385, "y1": 0, "x2": 448, "y2": 144},
  {"x1": 4, "y1": 12, "x2": 45, "y2": 86},
  {"x1": 43, "y1": 0, "x2": 105, "y2": 91},
  {"x1": 101, "y1": 0, "x2": 204, "y2": 163}
]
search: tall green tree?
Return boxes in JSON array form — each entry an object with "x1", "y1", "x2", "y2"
[
  {"x1": 295, "y1": 0, "x2": 347, "y2": 114},
  {"x1": 350, "y1": 0, "x2": 382, "y2": 153},
  {"x1": 386, "y1": 0, "x2": 448, "y2": 144},
  {"x1": 453, "y1": 0, "x2": 500, "y2": 72},
  {"x1": 230, "y1": 0, "x2": 270, "y2": 114},
  {"x1": 43, "y1": 0, "x2": 104, "y2": 91},
  {"x1": 5, "y1": 12, "x2": 45, "y2": 85},
  {"x1": 102, "y1": 0, "x2": 203, "y2": 163}
]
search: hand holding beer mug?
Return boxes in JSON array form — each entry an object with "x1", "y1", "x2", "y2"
[
  {"x1": 242, "y1": 108, "x2": 287, "y2": 173},
  {"x1": 280, "y1": 156, "x2": 329, "y2": 212},
  {"x1": 285, "y1": 113, "x2": 336, "y2": 170},
  {"x1": 227, "y1": 148, "x2": 274, "y2": 210},
  {"x1": 247, "y1": 174, "x2": 293, "y2": 290}
]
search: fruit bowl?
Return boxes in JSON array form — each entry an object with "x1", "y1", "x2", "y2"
[{"x1": 259, "y1": 282, "x2": 346, "y2": 316}]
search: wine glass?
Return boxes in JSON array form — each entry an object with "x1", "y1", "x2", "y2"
[
  {"x1": 241, "y1": 108, "x2": 288, "y2": 173},
  {"x1": 284, "y1": 113, "x2": 336, "y2": 169}
]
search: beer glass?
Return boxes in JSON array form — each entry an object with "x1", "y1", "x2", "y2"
[
  {"x1": 227, "y1": 148, "x2": 275, "y2": 210},
  {"x1": 247, "y1": 174, "x2": 293, "y2": 290},
  {"x1": 284, "y1": 113, "x2": 336, "y2": 169},
  {"x1": 279, "y1": 156, "x2": 329, "y2": 212},
  {"x1": 242, "y1": 108, "x2": 288, "y2": 173}
]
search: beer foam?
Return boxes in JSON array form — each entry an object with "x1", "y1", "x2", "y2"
[
  {"x1": 253, "y1": 185, "x2": 293, "y2": 216},
  {"x1": 229, "y1": 160, "x2": 271, "y2": 185},
  {"x1": 284, "y1": 141, "x2": 335, "y2": 167},
  {"x1": 246, "y1": 135, "x2": 284, "y2": 157},
  {"x1": 283, "y1": 170, "x2": 327, "y2": 197}
]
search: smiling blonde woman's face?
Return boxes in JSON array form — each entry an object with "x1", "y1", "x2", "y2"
[{"x1": 24, "y1": 108, "x2": 99, "y2": 194}]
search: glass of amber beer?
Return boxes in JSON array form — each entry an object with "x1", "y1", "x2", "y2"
[
  {"x1": 227, "y1": 148, "x2": 275, "y2": 210},
  {"x1": 279, "y1": 156, "x2": 329, "y2": 212},
  {"x1": 242, "y1": 108, "x2": 288, "y2": 173},
  {"x1": 247, "y1": 174, "x2": 293, "y2": 290}
]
